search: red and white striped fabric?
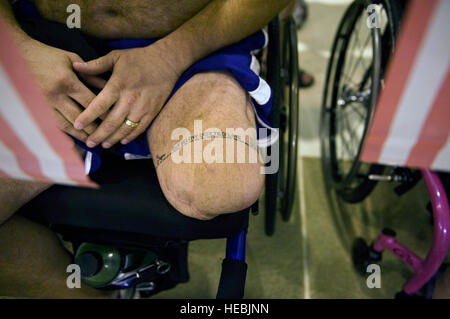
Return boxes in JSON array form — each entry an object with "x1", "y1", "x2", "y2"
[
  {"x1": 0, "y1": 19, "x2": 95, "y2": 187},
  {"x1": 361, "y1": 0, "x2": 450, "y2": 172}
]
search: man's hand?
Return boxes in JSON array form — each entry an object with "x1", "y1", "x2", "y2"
[
  {"x1": 20, "y1": 39, "x2": 106, "y2": 142},
  {"x1": 73, "y1": 44, "x2": 181, "y2": 149},
  {"x1": 72, "y1": 0, "x2": 291, "y2": 149}
]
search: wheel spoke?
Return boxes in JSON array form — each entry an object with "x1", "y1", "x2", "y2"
[
  {"x1": 341, "y1": 72, "x2": 359, "y2": 88},
  {"x1": 345, "y1": 110, "x2": 363, "y2": 156},
  {"x1": 342, "y1": 111, "x2": 359, "y2": 158},
  {"x1": 336, "y1": 103, "x2": 364, "y2": 121},
  {"x1": 348, "y1": 102, "x2": 366, "y2": 120},
  {"x1": 343, "y1": 14, "x2": 363, "y2": 84},
  {"x1": 338, "y1": 111, "x2": 355, "y2": 159},
  {"x1": 347, "y1": 30, "x2": 372, "y2": 83}
]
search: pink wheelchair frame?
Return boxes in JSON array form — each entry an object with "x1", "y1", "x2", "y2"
[{"x1": 372, "y1": 169, "x2": 450, "y2": 295}]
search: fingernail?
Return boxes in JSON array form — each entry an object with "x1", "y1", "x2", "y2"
[
  {"x1": 102, "y1": 142, "x2": 111, "y2": 149},
  {"x1": 74, "y1": 122, "x2": 83, "y2": 130},
  {"x1": 120, "y1": 139, "x2": 128, "y2": 145},
  {"x1": 86, "y1": 141, "x2": 96, "y2": 148},
  {"x1": 74, "y1": 62, "x2": 87, "y2": 67}
]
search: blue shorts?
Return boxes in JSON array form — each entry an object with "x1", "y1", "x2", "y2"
[{"x1": 14, "y1": 0, "x2": 277, "y2": 174}]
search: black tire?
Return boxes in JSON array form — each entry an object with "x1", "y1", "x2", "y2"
[
  {"x1": 279, "y1": 17, "x2": 299, "y2": 221},
  {"x1": 264, "y1": 16, "x2": 300, "y2": 234},
  {"x1": 320, "y1": 0, "x2": 402, "y2": 203},
  {"x1": 264, "y1": 17, "x2": 281, "y2": 236}
]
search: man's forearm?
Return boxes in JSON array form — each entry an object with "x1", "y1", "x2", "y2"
[
  {"x1": 157, "y1": 0, "x2": 291, "y2": 73},
  {"x1": 0, "y1": 0, "x2": 31, "y2": 44}
]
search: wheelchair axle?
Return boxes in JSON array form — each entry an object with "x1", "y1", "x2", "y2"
[
  {"x1": 368, "y1": 167, "x2": 417, "y2": 183},
  {"x1": 337, "y1": 85, "x2": 371, "y2": 107}
]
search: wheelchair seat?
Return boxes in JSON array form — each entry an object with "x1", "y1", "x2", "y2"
[{"x1": 18, "y1": 151, "x2": 249, "y2": 242}]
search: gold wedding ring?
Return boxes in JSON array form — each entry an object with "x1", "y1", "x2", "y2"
[{"x1": 125, "y1": 119, "x2": 139, "y2": 128}]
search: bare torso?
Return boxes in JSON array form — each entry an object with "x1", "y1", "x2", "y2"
[{"x1": 31, "y1": 0, "x2": 211, "y2": 38}]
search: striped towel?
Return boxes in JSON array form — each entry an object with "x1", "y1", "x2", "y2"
[
  {"x1": 0, "y1": 19, "x2": 95, "y2": 187},
  {"x1": 361, "y1": 0, "x2": 450, "y2": 172}
]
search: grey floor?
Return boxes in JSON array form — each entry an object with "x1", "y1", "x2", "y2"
[{"x1": 155, "y1": 0, "x2": 447, "y2": 299}]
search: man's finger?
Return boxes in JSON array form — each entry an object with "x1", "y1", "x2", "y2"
[
  {"x1": 102, "y1": 114, "x2": 150, "y2": 148},
  {"x1": 69, "y1": 53, "x2": 107, "y2": 89},
  {"x1": 53, "y1": 110, "x2": 88, "y2": 142},
  {"x1": 99, "y1": 110, "x2": 110, "y2": 121},
  {"x1": 67, "y1": 77, "x2": 97, "y2": 108},
  {"x1": 74, "y1": 81, "x2": 120, "y2": 130},
  {"x1": 84, "y1": 96, "x2": 130, "y2": 148},
  {"x1": 120, "y1": 113, "x2": 153, "y2": 145},
  {"x1": 73, "y1": 52, "x2": 117, "y2": 76},
  {"x1": 79, "y1": 74, "x2": 107, "y2": 90},
  {"x1": 57, "y1": 97, "x2": 98, "y2": 135}
]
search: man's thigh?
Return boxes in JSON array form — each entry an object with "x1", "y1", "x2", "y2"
[
  {"x1": 148, "y1": 71, "x2": 264, "y2": 220},
  {"x1": 0, "y1": 178, "x2": 50, "y2": 225}
]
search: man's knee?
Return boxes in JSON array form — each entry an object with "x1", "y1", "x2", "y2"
[
  {"x1": 159, "y1": 161, "x2": 264, "y2": 220},
  {"x1": 147, "y1": 70, "x2": 264, "y2": 220}
]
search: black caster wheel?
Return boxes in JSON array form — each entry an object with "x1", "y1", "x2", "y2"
[{"x1": 352, "y1": 237, "x2": 382, "y2": 275}]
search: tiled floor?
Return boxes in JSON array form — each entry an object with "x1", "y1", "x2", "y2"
[{"x1": 156, "y1": 0, "x2": 447, "y2": 299}]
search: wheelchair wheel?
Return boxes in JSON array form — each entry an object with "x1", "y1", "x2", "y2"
[
  {"x1": 264, "y1": 18, "x2": 281, "y2": 236},
  {"x1": 264, "y1": 16, "x2": 300, "y2": 235},
  {"x1": 279, "y1": 16, "x2": 300, "y2": 221},
  {"x1": 320, "y1": 0, "x2": 401, "y2": 203}
]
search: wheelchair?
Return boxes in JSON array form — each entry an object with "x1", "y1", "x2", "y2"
[
  {"x1": 320, "y1": 0, "x2": 450, "y2": 298},
  {"x1": 17, "y1": 16, "x2": 300, "y2": 299}
]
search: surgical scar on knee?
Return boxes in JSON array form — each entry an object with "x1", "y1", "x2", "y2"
[{"x1": 155, "y1": 132, "x2": 259, "y2": 168}]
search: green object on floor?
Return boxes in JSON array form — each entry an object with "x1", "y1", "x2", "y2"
[{"x1": 75, "y1": 243, "x2": 121, "y2": 288}]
